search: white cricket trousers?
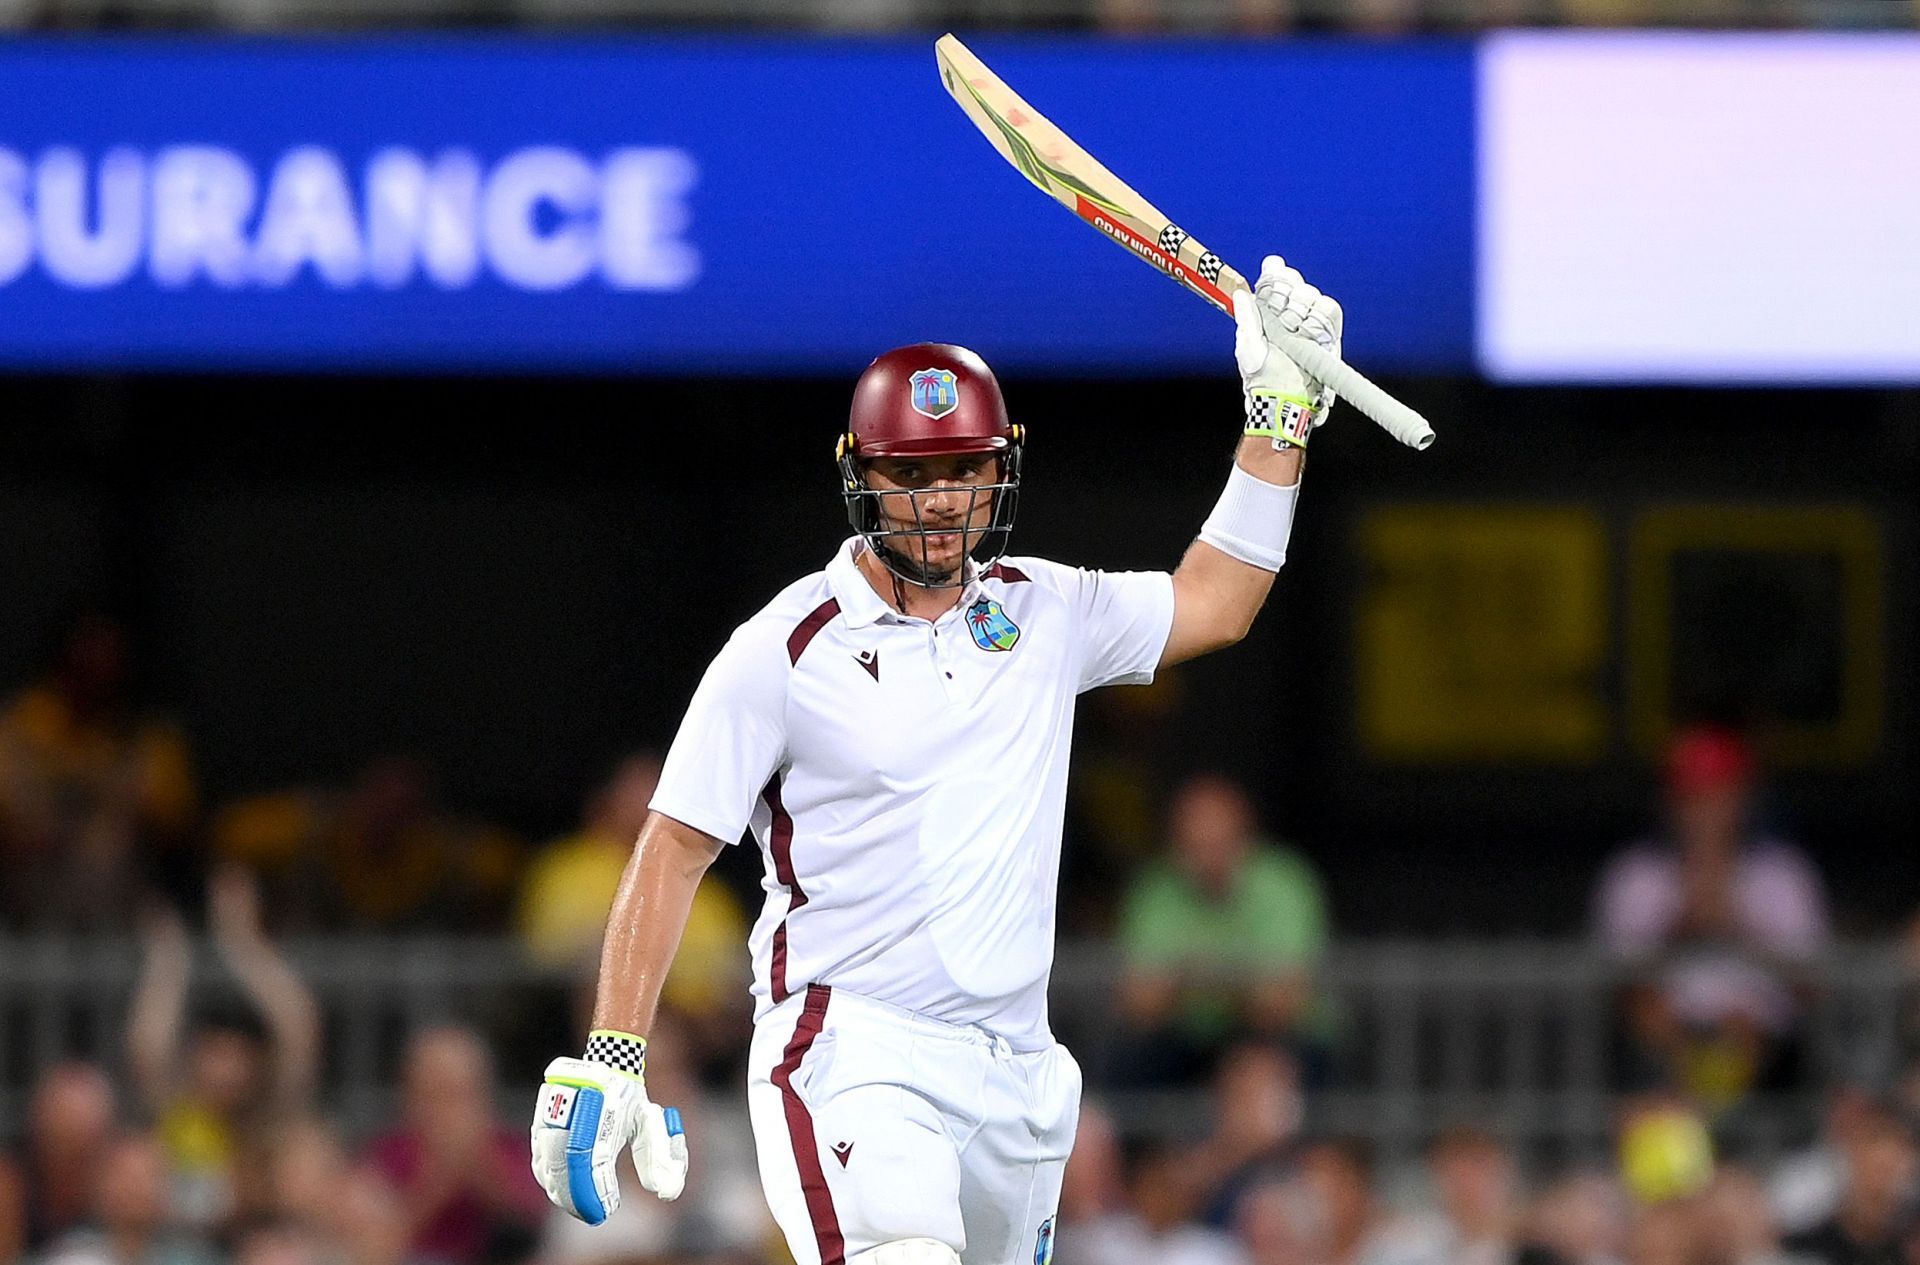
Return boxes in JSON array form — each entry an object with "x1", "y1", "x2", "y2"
[{"x1": 747, "y1": 984, "x2": 1081, "y2": 1265}]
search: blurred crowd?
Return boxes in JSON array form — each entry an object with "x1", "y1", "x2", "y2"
[
  {"x1": 4, "y1": 1013, "x2": 1919, "y2": 1265},
  {"x1": 1082, "y1": 0, "x2": 1920, "y2": 32},
  {"x1": 1057, "y1": 1075, "x2": 1920, "y2": 1265},
  {"x1": 5, "y1": 610, "x2": 1920, "y2": 1264},
  {"x1": 0, "y1": 1024, "x2": 782, "y2": 1265},
  {"x1": 4, "y1": 0, "x2": 1917, "y2": 33}
]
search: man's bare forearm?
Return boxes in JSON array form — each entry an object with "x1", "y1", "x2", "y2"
[
  {"x1": 1162, "y1": 438, "x2": 1303, "y2": 666},
  {"x1": 589, "y1": 811, "x2": 725, "y2": 1038},
  {"x1": 1236, "y1": 432, "x2": 1304, "y2": 488}
]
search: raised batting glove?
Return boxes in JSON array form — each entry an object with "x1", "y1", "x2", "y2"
[
  {"x1": 1232, "y1": 255, "x2": 1343, "y2": 449},
  {"x1": 531, "y1": 1031, "x2": 688, "y2": 1224}
]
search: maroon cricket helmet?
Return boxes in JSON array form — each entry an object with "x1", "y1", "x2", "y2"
[
  {"x1": 843, "y1": 343, "x2": 1016, "y2": 458},
  {"x1": 837, "y1": 342, "x2": 1025, "y2": 588}
]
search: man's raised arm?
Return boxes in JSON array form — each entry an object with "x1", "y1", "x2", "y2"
[{"x1": 1163, "y1": 257, "x2": 1340, "y2": 669}]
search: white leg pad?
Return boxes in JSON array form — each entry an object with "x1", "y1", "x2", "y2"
[{"x1": 847, "y1": 1239, "x2": 963, "y2": 1265}]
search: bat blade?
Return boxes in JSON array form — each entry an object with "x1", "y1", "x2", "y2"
[
  {"x1": 935, "y1": 33, "x2": 1246, "y2": 315},
  {"x1": 934, "y1": 33, "x2": 1435, "y2": 451}
]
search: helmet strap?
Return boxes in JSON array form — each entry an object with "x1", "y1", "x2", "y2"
[{"x1": 872, "y1": 536, "x2": 964, "y2": 592}]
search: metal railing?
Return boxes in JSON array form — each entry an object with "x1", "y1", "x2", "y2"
[
  {"x1": 3, "y1": 937, "x2": 1914, "y2": 1166},
  {"x1": 1057, "y1": 942, "x2": 1920, "y2": 1166},
  {"x1": 0, "y1": 937, "x2": 556, "y2": 1136}
]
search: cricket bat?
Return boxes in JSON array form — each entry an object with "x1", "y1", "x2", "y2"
[{"x1": 935, "y1": 34, "x2": 1435, "y2": 451}]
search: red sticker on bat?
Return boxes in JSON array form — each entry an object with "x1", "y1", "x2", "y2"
[{"x1": 1072, "y1": 196, "x2": 1234, "y2": 312}]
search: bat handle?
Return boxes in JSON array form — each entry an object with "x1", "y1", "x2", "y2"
[{"x1": 1278, "y1": 335, "x2": 1435, "y2": 451}]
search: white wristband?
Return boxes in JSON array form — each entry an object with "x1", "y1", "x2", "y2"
[{"x1": 1198, "y1": 463, "x2": 1301, "y2": 572}]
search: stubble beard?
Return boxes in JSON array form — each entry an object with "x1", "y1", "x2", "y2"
[{"x1": 880, "y1": 520, "x2": 975, "y2": 588}]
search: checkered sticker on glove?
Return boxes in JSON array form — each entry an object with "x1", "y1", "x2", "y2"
[
  {"x1": 1232, "y1": 255, "x2": 1343, "y2": 449},
  {"x1": 531, "y1": 1031, "x2": 688, "y2": 1223},
  {"x1": 1243, "y1": 388, "x2": 1319, "y2": 450}
]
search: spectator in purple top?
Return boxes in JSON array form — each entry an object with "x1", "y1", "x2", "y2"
[
  {"x1": 364, "y1": 1026, "x2": 544, "y2": 1265},
  {"x1": 1593, "y1": 726, "x2": 1829, "y2": 1111},
  {"x1": 0, "y1": 1063, "x2": 119, "y2": 1260}
]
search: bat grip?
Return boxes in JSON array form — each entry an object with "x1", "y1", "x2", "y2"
[{"x1": 1279, "y1": 335, "x2": 1435, "y2": 451}]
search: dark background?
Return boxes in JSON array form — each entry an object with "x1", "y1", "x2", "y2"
[{"x1": 6, "y1": 372, "x2": 1913, "y2": 936}]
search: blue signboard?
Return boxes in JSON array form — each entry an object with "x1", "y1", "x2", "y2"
[{"x1": 0, "y1": 37, "x2": 1474, "y2": 372}]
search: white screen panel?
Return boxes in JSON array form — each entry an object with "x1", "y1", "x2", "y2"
[{"x1": 1478, "y1": 32, "x2": 1920, "y2": 383}]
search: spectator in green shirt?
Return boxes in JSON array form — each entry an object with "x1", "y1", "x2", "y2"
[{"x1": 1114, "y1": 772, "x2": 1330, "y2": 1086}]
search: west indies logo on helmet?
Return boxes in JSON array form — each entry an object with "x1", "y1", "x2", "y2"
[
  {"x1": 909, "y1": 367, "x2": 960, "y2": 420},
  {"x1": 838, "y1": 342, "x2": 1025, "y2": 590}
]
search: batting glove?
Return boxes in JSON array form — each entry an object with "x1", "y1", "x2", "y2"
[
  {"x1": 1232, "y1": 255, "x2": 1343, "y2": 449},
  {"x1": 531, "y1": 1031, "x2": 688, "y2": 1224}
]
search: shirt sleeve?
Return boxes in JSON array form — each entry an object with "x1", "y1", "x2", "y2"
[
  {"x1": 1067, "y1": 566, "x2": 1177, "y2": 692},
  {"x1": 649, "y1": 623, "x2": 787, "y2": 845},
  {"x1": 1745, "y1": 843, "x2": 1830, "y2": 956},
  {"x1": 1594, "y1": 846, "x2": 1678, "y2": 958}
]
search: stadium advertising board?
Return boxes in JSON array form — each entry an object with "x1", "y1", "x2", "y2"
[
  {"x1": 0, "y1": 38, "x2": 1472, "y2": 372},
  {"x1": 4, "y1": 34, "x2": 1912, "y2": 380}
]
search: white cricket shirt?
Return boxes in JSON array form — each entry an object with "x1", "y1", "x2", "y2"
[{"x1": 650, "y1": 537, "x2": 1175, "y2": 1051}]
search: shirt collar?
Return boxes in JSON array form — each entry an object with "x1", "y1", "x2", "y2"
[{"x1": 825, "y1": 536, "x2": 986, "y2": 628}]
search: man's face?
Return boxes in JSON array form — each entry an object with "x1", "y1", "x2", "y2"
[
  {"x1": 403, "y1": 1027, "x2": 491, "y2": 1125},
  {"x1": 1432, "y1": 1139, "x2": 1512, "y2": 1227},
  {"x1": 96, "y1": 1135, "x2": 168, "y2": 1232},
  {"x1": 1672, "y1": 781, "x2": 1750, "y2": 862},
  {"x1": 188, "y1": 1028, "x2": 262, "y2": 1113},
  {"x1": 863, "y1": 452, "x2": 999, "y2": 582},
  {"x1": 1295, "y1": 1146, "x2": 1372, "y2": 1243},
  {"x1": 1170, "y1": 777, "x2": 1256, "y2": 894},
  {"x1": 1847, "y1": 1115, "x2": 1918, "y2": 1214},
  {"x1": 30, "y1": 1064, "x2": 114, "y2": 1159}
]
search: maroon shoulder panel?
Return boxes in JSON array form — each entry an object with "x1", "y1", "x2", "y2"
[
  {"x1": 787, "y1": 597, "x2": 842, "y2": 665},
  {"x1": 985, "y1": 562, "x2": 1031, "y2": 584}
]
